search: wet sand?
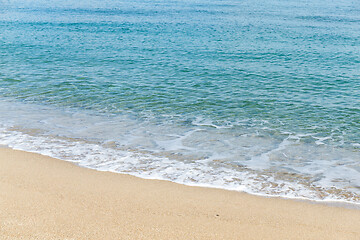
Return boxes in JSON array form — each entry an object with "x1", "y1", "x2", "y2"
[{"x1": 1, "y1": 148, "x2": 359, "y2": 239}]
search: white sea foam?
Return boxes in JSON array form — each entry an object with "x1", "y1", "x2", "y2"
[
  {"x1": 0, "y1": 101, "x2": 359, "y2": 204},
  {"x1": 1, "y1": 123, "x2": 359, "y2": 205}
]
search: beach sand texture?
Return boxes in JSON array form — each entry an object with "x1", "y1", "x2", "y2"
[{"x1": 1, "y1": 148, "x2": 359, "y2": 240}]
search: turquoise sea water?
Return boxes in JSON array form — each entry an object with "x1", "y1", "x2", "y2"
[{"x1": 1, "y1": 0, "x2": 360, "y2": 203}]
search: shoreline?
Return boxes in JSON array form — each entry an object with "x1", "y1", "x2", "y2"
[
  {"x1": 1, "y1": 147, "x2": 360, "y2": 239},
  {"x1": 2, "y1": 144, "x2": 360, "y2": 210}
]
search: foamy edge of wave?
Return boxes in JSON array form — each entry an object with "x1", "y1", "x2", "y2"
[{"x1": 1, "y1": 126, "x2": 359, "y2": 206}]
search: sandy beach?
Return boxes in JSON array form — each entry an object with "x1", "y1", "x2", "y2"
[{"x1": 0, "y1": 147, "x2": 359, "y2": 240}]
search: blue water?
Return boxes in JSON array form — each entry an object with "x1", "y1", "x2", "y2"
[{"x1": 1, "y1": 0, "x2": 360, "y2": 203}]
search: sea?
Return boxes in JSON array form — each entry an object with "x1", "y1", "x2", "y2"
[{"x1": 1, "y1": 0, "x2": 359, "y2": 205}]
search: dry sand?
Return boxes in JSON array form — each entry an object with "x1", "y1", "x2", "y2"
[{"x1": 0, "y1": 148, "x2": 359, "y2": 240}]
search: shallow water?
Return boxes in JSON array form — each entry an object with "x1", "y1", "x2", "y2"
[{"x1": 0, "y1": 0, "x2": 359, "y2": 203}]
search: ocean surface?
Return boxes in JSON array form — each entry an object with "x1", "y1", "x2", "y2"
[{"x1": 1, "y1": 0, "x2": 360, "y2": 204}]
